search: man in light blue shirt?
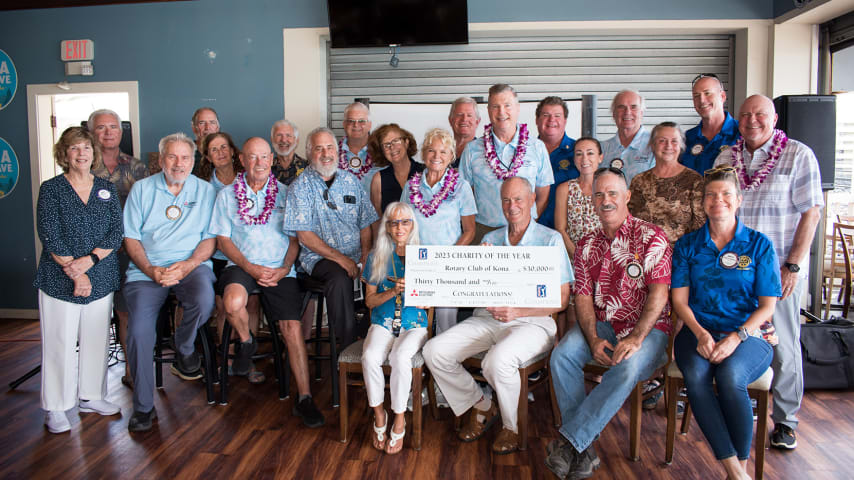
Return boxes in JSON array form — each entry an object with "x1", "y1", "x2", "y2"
[
  {"x1": 284, "y1": 127, "x2": 378, "y2": 348},
  {"x1": 459, "y1": 84, "x2": 554, "y2": 244},
  {"x1": 339, "y1": 102, "x2": 384, "y2": 193},
  {"x1": 681, "y1": 74, "x2": 739, "y2": 175},
  {"x1": 600, "y1": 89, "x2": 655, "y2": 185},
  {"x1": 210, "y1": 137, "x2": 324, "y2": 427},
  {"x1": 123, "y1": 132, "x2": 216, "y2": 432},
  {"x1": 424, "y1": 176, "x2": 572, "y2": 454}
]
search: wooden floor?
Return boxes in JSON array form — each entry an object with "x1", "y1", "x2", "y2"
[{"x1": 2, "y1": 318, "x2": 853, "y2": 480}]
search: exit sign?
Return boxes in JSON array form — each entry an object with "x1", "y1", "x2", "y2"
[{"x1": 60, "y1": 40, "x2": 94, "y2": 61}]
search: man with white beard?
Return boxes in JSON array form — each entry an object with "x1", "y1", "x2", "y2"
[
  {"x1": 122, "y1": 132, "x2": 217, "y2": 432},
  {"x1": 270, "y1": 119, "x2": 309, "y2": 186},
  {"x1": 284, "y1": 127, "x2": 378, "y2": 349}
]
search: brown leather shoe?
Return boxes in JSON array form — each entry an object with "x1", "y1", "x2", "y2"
[
  {"x1": 457, "y1": 401, "x2": 499, "y2": 442},
  {"x1": 492, "y1": 428, "x2": 520, "y2": 455}
]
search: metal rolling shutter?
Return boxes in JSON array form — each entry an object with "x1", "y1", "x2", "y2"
[{"x1": 327, "y1": 33, "x2": 733, "y2": 138}]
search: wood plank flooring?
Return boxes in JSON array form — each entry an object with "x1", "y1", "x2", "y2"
[{"x1": 2, "y1": 318, "x2": 853, "y2": 479}]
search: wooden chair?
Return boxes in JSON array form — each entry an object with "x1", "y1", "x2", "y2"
[
  {"x1": 664, "y1": 363, "x2": 774, "y2": 480},
  {"x1": 337, "y1": 308, "x2": 437, "y2": 450},
  {"x1": 446, "y1": 313, "x2": 562, "y2": 452},
  {"x1": 822, "y1": 222, "x2": 853, "y2": 319}
]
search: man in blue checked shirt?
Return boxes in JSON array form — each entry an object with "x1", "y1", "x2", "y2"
[
  {"x1": 123, "y1": 132, "x2": 216, "y2": 433},
  {"x1": 459, "y1": 84, "x2": 554, "y2": 244},
  {"x1": 284, "y1": 127, "x2": 379, "y2": 348}
]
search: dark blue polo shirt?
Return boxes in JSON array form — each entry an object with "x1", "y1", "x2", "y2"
[
  {"x1": 672, "y1": 218, "x2": 781, "y2": 332},
  {"x1": 538, "y1": 134, "x2": 577, "y2": 229},
  {"x1": 680, "y1": 112, "x2": 739, "y2": 175}
]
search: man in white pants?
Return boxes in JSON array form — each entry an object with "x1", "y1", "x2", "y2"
[{"x1": 423, "y1": 176, "x2": 572, "y2": 455}]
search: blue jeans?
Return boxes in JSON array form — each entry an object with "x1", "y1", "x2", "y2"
[
  {"x1": 674, "y1": 328, "x2": 773, "y2": 460},
  {"x1": 550, "y1": 321, "x2": 669, "y2": 452}
]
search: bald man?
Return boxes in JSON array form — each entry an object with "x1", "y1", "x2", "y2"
[{"x1": 714, "y1": 95, "x2": 823, "y2": 450}]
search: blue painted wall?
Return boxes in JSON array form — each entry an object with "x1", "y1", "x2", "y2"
[{"x1": 0, "y1": 0, "x2": 772, "y2": 309}]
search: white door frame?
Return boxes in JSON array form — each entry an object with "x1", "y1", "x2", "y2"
[{"x1": 26, "y1": 80, "x2": 140, "y2": 261}]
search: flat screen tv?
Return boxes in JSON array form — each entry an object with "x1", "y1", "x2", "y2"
[{"x1": 327, "y1": 0, "x2": 468, "y2": 48}]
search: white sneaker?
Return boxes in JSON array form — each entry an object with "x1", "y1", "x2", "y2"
[
  {"x1": 45, "y1": 411, "x2": 71, "y2": 433},
  {"x1": 79, "y1": 399, "x2": 121, "y2": 416}
]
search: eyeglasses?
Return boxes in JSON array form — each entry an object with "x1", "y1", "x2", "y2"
[
  {"x1": 344, "y1": 119, "x2": 369, "y2": 126},
  {"x1": 323, "y1": 189, "x2": 337, "y2": 210},
  {"x1": 381, "y1": 137, "x2": 404, "y2": 151},
  {"x1": 386, "y1": 219, "x2": 413, "y2": 228},
  {"x1": 691, "y1": 73, "x2": 719, "y2": 86},
  {"x1": 704, "y1": 165, "x2": 736, "y2": 177}
]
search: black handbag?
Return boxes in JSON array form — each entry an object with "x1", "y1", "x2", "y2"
[{"x1": 801, "y1": 317, "x2": 854, "y2": 390}]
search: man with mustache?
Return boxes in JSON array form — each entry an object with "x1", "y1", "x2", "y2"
[
  {"x1": 681, "y1": 74, "x2": 739, "y2": 175},
  {"x1": 713, "y1": 95, "x2": 823, "y2": 450},
  {"x1": 284, "y1": 127, "x2": 378, "y2": 349},
  {"x1": 122, "y1": 132, "x2": 217, "y2": 432},
  {"x1": 546, "y1": 167, "x2": 672, "y2": 479},
  {"x1": 270, "y1": 119, "x2": 308, "y2": 186},
  {"x1": 424, "y1": 176, "x2": 572, "y2": 455},
  {"x1": 448, "y1": 96, "x2": 481, "y2": 164},
  {"x1": 459, "y1": 84, "x2": 554, "y2": 244},
  {"x1": 600, "y1": 89, "x2": 655, "y2": 185}
]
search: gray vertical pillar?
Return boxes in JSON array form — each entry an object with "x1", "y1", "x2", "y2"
[{"x1": 581, "y1": 95, "x2": 597, "y2": 138}]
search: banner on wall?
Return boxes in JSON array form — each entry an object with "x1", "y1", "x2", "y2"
[
  {"x1": 0, "y1": 49, "x2": 17, "y2": 110},
  {"x1": 0, "y1": 138, "x2": 19, "y2": 199}
]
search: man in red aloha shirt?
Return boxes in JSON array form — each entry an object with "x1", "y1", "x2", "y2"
[{"x1": 546, "y1": 166, "x2": 672, "y2": 480}]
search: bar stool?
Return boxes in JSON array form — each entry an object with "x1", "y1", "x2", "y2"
[
  {"x1": 153, "y1": 295, "x2": 217, "y2": 404},
  {"x1": 218, "y1": 293, "x2": 289, "y2": 405},
  {"x1": 298, "y1": 273, "x2": 341, "y2": 407}
]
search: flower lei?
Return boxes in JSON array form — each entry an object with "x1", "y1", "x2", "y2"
[
  {"x1": 730, "y1": 129, "x2": 788, "y2": 191},
  {"x1": 482, "y1": 123, "x2": 529, "y2": 180},
  {"x1": 234, "y1": 171, "x2": 277, "y2": 225},
  {"x1": 338, "y1": 138, "x2": 372, "y2": 179},
  {"x1": 408, "y1": 168, "x2": 459, "y2": 217}
]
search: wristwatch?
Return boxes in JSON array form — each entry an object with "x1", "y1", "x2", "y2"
[
  {"x1": 783, "y1": 262, "x2": 800, "y2": 273},
  {"x1": 737, "y1": 327, "x2": 750, "y2": 342}
]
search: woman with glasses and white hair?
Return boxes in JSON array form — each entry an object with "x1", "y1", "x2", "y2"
[
  {"x1": 362, "y1": 202, "x2": 429, "y2": 455},
  {"x1": 628, "y1": 121, "x2": 706, "y2": 245},
  {"x1": 672, "y1": 166, "x2": 780, "y2": 480}
]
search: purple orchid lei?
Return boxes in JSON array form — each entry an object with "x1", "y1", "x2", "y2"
[
  {"x1": 338, "y1": 138, "x2": 372, "y2": 179},
  {"x1": 482, "y1": 123, "x2": 529, "y2": 180},
  {"x1": 408, "y1": 168, "x2": 459, "y2": 217},
  {"x1": 234, "y1": 172, "x2": 278, "y2": 225},
  {"x1": 730, "y1": 129, "x2": 788, "y2": 191}
]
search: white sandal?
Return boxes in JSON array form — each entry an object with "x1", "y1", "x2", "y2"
[
  {"x1": 385, "y1": 419, "x2": 406, "y2": 455},
  {"x1": 372, "y1": 410, "x2": 387, "y2": 451}
]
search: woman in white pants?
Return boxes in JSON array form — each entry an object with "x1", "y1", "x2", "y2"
[
  {"x1": 34, "y1": 127, "x2": 123, "y2": 433},
  {"x1": 362, "y1": 202, "x2": 428, "y2": 454}
]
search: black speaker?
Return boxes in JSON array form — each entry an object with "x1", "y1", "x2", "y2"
[{"x1": 773, "y1": 95, "x2": 836, "y2": 191}]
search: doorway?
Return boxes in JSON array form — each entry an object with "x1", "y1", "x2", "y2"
[{"x1": 25, "y1": 81, "x2": 140, "y2": 260}]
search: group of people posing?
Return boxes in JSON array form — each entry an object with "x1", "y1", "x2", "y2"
[{"x1": 34, "y1": 75, "x2": 823, "y2": 480}]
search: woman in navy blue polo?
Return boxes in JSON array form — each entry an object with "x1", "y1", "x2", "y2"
[{"x1": 671, "y1": 166, "x2": 781, "y2": 480}]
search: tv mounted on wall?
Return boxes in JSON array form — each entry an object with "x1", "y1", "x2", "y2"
[{"x1": 327, "y1": 0, "x2": 468, "y2": 48}]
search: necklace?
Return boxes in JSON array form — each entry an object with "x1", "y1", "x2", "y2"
[
  {"x1": 482, "y1": 123, "x2": 529, "y2": 180},
  {"x1": 338, "y1": 138, "x2": 372, "y2": 179},
  {"x1": 234, "y1": 172, "x2": 278, "y2": 225},
  {"x1": 408, "y1": 168, "x2": 459, "y2": 217},
  {"x1": 730, "y1": 129, "x2": 788, "y2": 191}
]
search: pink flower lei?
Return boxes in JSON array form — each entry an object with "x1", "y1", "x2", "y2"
[
  {"x1": 482, "y1": 123, "x2": 529, "y2": 180},
  {"x1": 338, "y1": 138, "x2": 372, "y2": 179},
  {"x1": 730, "y1": 129, "x2": 788, "y2": 191},
  {"x1": 234, "y1": 172, "x2": 278, "y2": 225},
  {"x1": 408, "y1": 168, "x2": 459, "y2": 217}
]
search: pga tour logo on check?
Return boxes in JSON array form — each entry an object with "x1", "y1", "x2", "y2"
[
  {"x1": 536, "y1": 285, "x2": 546, "y2": 298},
  {"x1": 418, "y1": 248, "x2": 428, "y2": 260}
]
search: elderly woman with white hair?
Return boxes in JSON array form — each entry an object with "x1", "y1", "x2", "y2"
[
  {"x1": 402, "y1": 128, "x2": 476, "y2": 333},
  {"x1": 628, "y1": 121, "x2": 706, "y2": 245},
  {"x1": 362, "y1": 202, "x2": 429, "y2": 455}
]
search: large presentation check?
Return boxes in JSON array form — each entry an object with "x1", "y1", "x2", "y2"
[{"x1": 404, "y1": 245, "x2": 563, "y2": 308}]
